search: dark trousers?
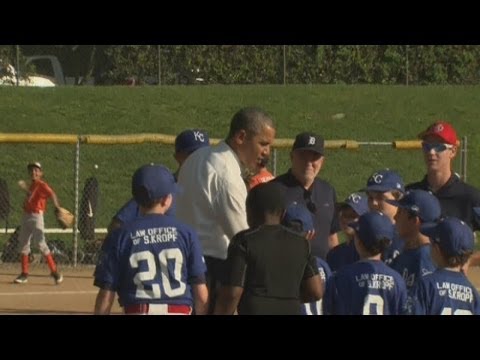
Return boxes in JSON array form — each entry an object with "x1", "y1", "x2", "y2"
[{"x1": 204, "y1": 256, "x2": 227, "y2": 314}]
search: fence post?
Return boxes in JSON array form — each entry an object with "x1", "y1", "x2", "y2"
[
  {"x1": 72, "y1": 138, "x2": 81, "y2": 267},
  {"x1": 158, "y1": 45, "x2": 162, "y2": 86}
]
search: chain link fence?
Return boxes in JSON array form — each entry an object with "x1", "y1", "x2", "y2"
[{"x1": 0, "y1": 134, "x2": 468, "y2": 272}]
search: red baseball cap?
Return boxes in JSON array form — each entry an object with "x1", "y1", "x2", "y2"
[{"x1": 417, "y1": 121, "x2": 459, "y2": 146}]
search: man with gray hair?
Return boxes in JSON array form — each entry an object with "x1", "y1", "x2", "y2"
[
  {"x1": 273, "y1": 132, "x2": 340, "y2": 260},
  {"x1": 177, "y1": 107, "x2": 276, "y2": 313}
]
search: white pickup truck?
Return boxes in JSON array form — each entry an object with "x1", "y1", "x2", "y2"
[{"x1": 0, "y1": 55, "x2": 66, "y2": 87}]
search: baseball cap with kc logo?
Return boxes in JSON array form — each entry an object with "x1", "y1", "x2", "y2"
[
  {"x1": 418, "y1": 121, "x2": 459, "y2": 146},
  {"x1": 175, "y1": 129, "x2": 210, "y2": 155},
  {"x1": 337, "y1": 192, "x2": 369, "y2": 216},
  {"x1": 292, "y1": 132, "x2": 324, "y2": 155},
  {"x1": 364, "y1": 169, "x2": 405, "y2": 194}
]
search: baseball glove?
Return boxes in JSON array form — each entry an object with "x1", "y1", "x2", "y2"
[{"x1": 55, "y1": 207, "x2": 75, "y2": 229}]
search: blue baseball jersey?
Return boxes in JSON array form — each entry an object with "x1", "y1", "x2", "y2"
[
  {"x1": 383, "y1": 230, "x2": 403, "y2": 265},
  {"x1": 326, "y1": 241, "x2": 359, "y2": 273},
  {"x1": 115, "y1": 197, "x2": 176, "y2": 224},
  {"x1": 302, "y1": 257, "x2": 332, "y2": 315},
  {"x1": 323, "y1": 259, "x2": 407, "y2": 315},
  {"x1": 390, "y1": 244, "x2": 436, "y2": 290},
  {"x1": 94, "y1": 213, "x2": 206, "y2": 307},
  {"x1": 406, "y1": 269, "x2": 480, "y2": 315}
]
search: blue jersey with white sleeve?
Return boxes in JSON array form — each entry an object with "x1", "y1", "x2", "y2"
[
  {"x1": 326, "y1": 241, "x2": 359, "y2": 273},
  {"x1": 114, "y1": 198, "x2": 140, "y2": 224},
  {"x1": 406, "y1": 269, "x2": 480, "y2": 315},
  {"x1": 94, "y1": 213, "x2": 206, "y2": 307},
  {"x1": 323, "y1": 259, "x2": 407, "y2": 315},
  {"x1": 115, "y1": 197, "x2": 176, "y2": 225},
  {"x1": 302, "y1": 257, "x2": 332, "y2": 315},
  {"x1": 390, "y1": 244, "x2": 436, "y2": 290}
]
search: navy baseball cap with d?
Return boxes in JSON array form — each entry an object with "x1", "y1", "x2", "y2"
[
  {"x1": 349, "y1": 211, "x2": 394, "y2": 248},
  {"x1": 175, "y1": 129, "x2": 210, "y2": 155},
  {"x1": 364, "y1": 169, "x2": 404, "y2": 193},
  {"x1": 132, "y1": 164, "x2": 179, "y2": 206},
  {"x1": 338, "y1": 192, "x2": 369, "y2": 216},
  {"x1": 283, "y1": 202, "x2": 314, "y2": 232},
  {"x1": 386, "y1": 189, "x2": 441, "y2": 223},
  {"x1": 292, "y1": 132, "x2": 324, "y2": 155},
  {"x1": 420, "y1": 217, "x2": 474, "y2": 257}
]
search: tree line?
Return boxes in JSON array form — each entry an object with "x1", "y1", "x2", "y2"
[{"x1": 1, "y1": 45, "x2": 479, "y2": 85}]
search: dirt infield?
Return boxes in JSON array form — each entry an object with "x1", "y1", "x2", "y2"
[
  {"x1": 0, "y1": 265, "x2": 479, "y2": 314},
  {"x1": 0, "y1": 266, "x2": 122, "y2": 314}
]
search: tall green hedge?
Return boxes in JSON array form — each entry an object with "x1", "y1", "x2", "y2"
[{"x1": 2, "y1": 45, "x2": 480, "y2": 85}]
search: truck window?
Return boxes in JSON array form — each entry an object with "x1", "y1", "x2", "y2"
[{"x1": 30, "y1": 58, "x2": 55, "y2": 78}]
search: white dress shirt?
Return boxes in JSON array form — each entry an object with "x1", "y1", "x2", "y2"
[{"x1": 177, "y1": 141, "x2": 249, "y2": 260}]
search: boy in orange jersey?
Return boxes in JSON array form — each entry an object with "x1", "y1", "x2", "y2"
[{"x1": 14, "y1": 162, "x2": 64, "y2": 284}]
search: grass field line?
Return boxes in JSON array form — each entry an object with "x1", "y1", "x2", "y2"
[{"x1": 0, "y1": 290, "x2": 97, "y2": 296}]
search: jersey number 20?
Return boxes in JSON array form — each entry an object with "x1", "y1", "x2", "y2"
[{"x1": 130, "y1": 249, "x2": 186, "y2": 299}]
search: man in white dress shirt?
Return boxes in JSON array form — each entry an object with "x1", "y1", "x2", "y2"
[{"x1": 177, "y1": 107, "x2": 276, "y2": 313}]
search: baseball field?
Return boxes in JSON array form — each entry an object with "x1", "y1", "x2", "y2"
[
  {"x1": 1, "y1": 84, "x2": 480, "y2": 313},
  {"x1": 0, "y1": 265, "x2": 478, "y2": 314},
  {"x1": 1, "y1": 85, "x2": 480, "y2": 231}
]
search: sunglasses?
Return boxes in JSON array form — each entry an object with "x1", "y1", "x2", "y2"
[
  {"x1": 304, "y1": 191, "x2": 317, "y2": 213},
  {"x1": 421, "y1": 142, "x2": 453, "y2": 153}
]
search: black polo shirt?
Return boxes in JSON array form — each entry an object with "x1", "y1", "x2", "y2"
[
  {"x1": 273, "y1": 170, "x2": 340, "y2": 259},
  {"x1": 406, "y1": 173, "x2": 480, "y2": 231},
  {"x1": 222, "y1": 225, "x2": 319, "y2": 315}
]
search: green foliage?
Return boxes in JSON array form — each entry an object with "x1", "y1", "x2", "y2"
[
  {"x1": 159, "y1": 45, "x2": 284, "y2": 84},
  {"x1": 0, "y1": 45, "x2": 15, "y2": 64},
  {"x1": 102, "y1": 45, "x2": 158, "y2": 84},
  {"x1": 407, "y1": 45, "x2": 480, "y2": 85},
  {"x1": 12, "y1": 45, "x2": 480, "y2": 85},
  {"x1": 0, "y1": 45, "x2": 32, "y2": 76}
]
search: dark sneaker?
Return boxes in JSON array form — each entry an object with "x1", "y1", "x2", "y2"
[
  {"x1": 51, "y1": 272, "x2": 64, "y2": 285},
  {"x1": 14, "y1": 273, "x2": 28, "y2": 284}
]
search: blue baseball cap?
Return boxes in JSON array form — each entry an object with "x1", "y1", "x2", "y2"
[
  {"x1": 364, "y1": 169, "x2": 405, "y2": 194},
  {"x1": 283, "y1": 202, "x2": 314, "y2": 232},
  {"x1": 175, "y1": 129, "x2": 210, "y2": 155},
  {"x1": 420, "y1": 217, "x2": 474, "y2": 257},
  {"x1": 349, "y1": 211, "x2": 394, "y2": 248},
  {"x1": 132, "y1": 164, "x2": 179, "y2": 206},
  {"x1": 338, "y1": 192, "x2": 369, "y2": 216},
  {"x1": 386, "y1": 189, "x2": 441, "y2": 223}
]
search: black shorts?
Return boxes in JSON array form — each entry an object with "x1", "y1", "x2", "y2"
[{"x1": 204, "y1": 256, "x2": 226, "y2": 314}]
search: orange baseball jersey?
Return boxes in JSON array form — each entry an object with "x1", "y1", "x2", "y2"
[
  {"x1": 249, "y1": 168, "x2": 275, "y2": 190},
  {"x1": 24, "y1": 180, "x2": 55, "y2": 213}
]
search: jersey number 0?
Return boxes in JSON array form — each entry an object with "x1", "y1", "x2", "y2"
[{"x1": 130, "y1": 249, "x2": 186, "y2": 299}]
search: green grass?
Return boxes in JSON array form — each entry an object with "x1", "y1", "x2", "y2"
[{"x1": 1, "y1": 85, "x2": 480, "y2": 250}]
